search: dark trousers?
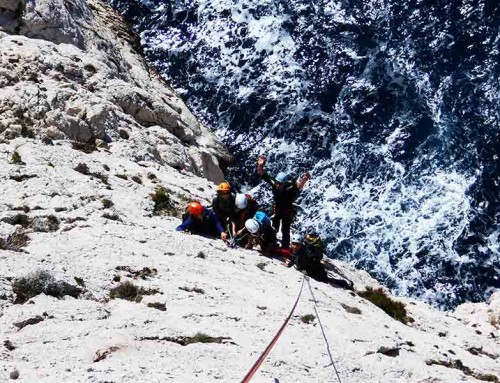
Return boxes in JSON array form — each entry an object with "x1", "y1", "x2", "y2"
[
  {"x1": 297, "y1": 258, "x2": 329, "y2": 283},
  {"x1": 272, "y1": 210, "x2": 294, "y2": 249}
]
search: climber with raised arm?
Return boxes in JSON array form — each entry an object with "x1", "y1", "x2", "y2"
[
  {"x1": 256, "y1": 155, "x2": 311, "y2": 250},
  {"x1": 176, "y1": 202, "x2": 228, "y2": 242}
]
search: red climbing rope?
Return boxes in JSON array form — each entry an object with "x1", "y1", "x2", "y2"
[{"x1": 240, "y1": 276, "x2": 306, "y2": 383}]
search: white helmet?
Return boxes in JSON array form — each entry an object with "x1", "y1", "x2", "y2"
[
  {"x1": 235, "y1": 194, "x2": 248, "y2": 210},
  {"x1": 291, "y1": 233, "x2": 302, "y2": 244},
  {"x1": 245, "y1": 218, "x2": 260, "y2": 234}
]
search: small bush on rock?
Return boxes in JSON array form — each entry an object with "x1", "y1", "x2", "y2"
[
  {"x1": 179, "y1": 286, "x2": 205, "y2": 294},
  {"x1": 118, "y1": 129, "x2": 130, "y2": 139},
  {"x1": 0, "y1": 228, "x2": 30, "y2": 252},
  {"x1": 151, "y1": 186, "x2": 175, "y2": 215},
  {"x1": 358, "y1": 287, "x2": 413, "y2": 324},
  {"x1": 256, "y1": 262, "x2": 267, "y2": 271},
  {"x1": 147, "y1": 302, "x2": 166, "y2": 311},
  {"x1": 187, "y1": 333, "x2": 224, "y2": 345},
  {"x1": 92, "y1": 173, "x2": 109, "y2": 185},
  {"x1": 9, "y1": 150, "x2": 24, "y2": 165},
  {"x1": 101, "y1": 199, "x2": 113, "y2": 209},
  {"x1": 341, "y1": 303, "x2": 362, "y2": 315},
  {"x1": 74, "y1": 163, "x2": 89, "y2": 175},
  {"x1": 102, "y1": 212, "x2": 120, "y2": 221},
  {"x1": 300, "y1": 314, "x2": 316, "y2": 324},
  {"x1": 3, "y1": 214, "x2": 30, "y2": 227},
  {"x1": 12, "y1": 270, "x2": 82, "y2": 304},
  {"x1": 110, "y1": 281, "x2": 141, "y2": 302},
  {"x1": 71, "y1": 141, "x2": 96, "y2": 153},
  {"x1": 131, "y1": 175, "x2": 142, "y2": 184},
  {"x1": 115, "y1": 173, "x2": 128, "y2": 180},
  {"x1": 109, "y1": 281, "x2": 159, "y2": 302}
]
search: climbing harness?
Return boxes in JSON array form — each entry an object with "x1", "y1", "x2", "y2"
[
  {"x1": 226, "y1": 224, "x2": 237, "y2": 248},
  {"x1": 305, "y1": 276, "x2": 343, "y2": 383},
  {"x1": 240, "y1": 276, "x2": 306, "y2": 383}
]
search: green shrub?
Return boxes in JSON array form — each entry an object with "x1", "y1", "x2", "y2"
[
  {"x1": 196, "y1": 251, "x2": 206, "y2": 259},
  {"x1": 8, "y1": 214, "x2": 30, "y2": 227},
  {"x1": 12, "y1": 270, "x2": 81, "y2": 304},
  {"x1": 151, "y1": 186, "x2": 175, "y2": 215},
  {"x1": 74, "y1": 277, "x2": 85, "y2": 287},
  {"x1": 71, "y1": 141, "x2": 96, "y2": 153},
  {"x1": 118, "y1": 129, "x2": 130, "y2": 139},
  {"x1": 256, "y1": 262, "x2": 267, "y2": 271},
  {"x1": 186, "y1": 333, "x2": 224, "y2": 345},
  {"x1": 102, "y1": 212, "x2": 120, "y2": 221},
  {"x1": 1, "y1": 229, "x2": 30, "y2": 252},
  {"x1": 115, "y1": 266, "x2": 157, "y2": 280},
  {"x1": 109, "y1": 281, "x2": 160, "y2": 302},
  {"x1": 92, "y1": 173, "x2": 109, "y2": 185},
  {"x1": 10, "y1": 151, "x2": 24, "y2": 165},
  {"x1": 179, "y1": 286, "x2": 205, "y2": 294},
  {"x1": 131, "y1": 175, "x2": 142, "y2": 184},
  {"x1": 300, "y1": 314, "x2": 316, "y2": 324},
  {"x1": 101, "y1": 199, "x2": 113, "y2": 209},
  {"x1": 341, "y1": 303, "x2": 362, "y2": 315},
  {"x1": 74, "y1": 163, "x2": 89, "y2": 175},
  {"x1": 147, "y1": 302, "x2": 166, "y2": 311},
  {"x1": 358, "y1": 287, "x2": 412, "y2": 324},
  {"x1": 110, "y1": 281, "x2": 141, "y2": 302}
]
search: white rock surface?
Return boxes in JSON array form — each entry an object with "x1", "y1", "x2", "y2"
[
  {"x1": 0, "y1": 0, "x2": 499, "y2": 382},
  {"x1": 0, "y1": 0, "x2": 231, "y2": 183},
  {"x1": 0, "y1": 139, "x2": 498, "y2": 383}
]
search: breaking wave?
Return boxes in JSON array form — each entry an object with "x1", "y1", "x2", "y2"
[{"x1": 109, "y1": 0, "x2": 500, "y2": 308}]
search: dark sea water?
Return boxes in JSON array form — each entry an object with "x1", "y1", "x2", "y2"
[{"x1": 108, "y1": 0, "x2": 499, "y2": 309}]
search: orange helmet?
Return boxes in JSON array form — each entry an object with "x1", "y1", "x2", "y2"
[
  {"x1": 188, "y1": 202, "x2": 204, "y2": 216},
  {"x1": 218, "y1": 181, "x2": 231, "y2": 193}
]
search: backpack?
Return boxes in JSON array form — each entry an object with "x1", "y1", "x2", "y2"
[
  {"x1": 254, "y1": 211, "x2": 271, "y2": 228},
  {"x1": 304, "y1": 233, "x2": 325, "y2": 255}
]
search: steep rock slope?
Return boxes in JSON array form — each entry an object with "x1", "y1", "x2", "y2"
[
  {"x1": 0, "y1": 141, "x2": 499, "y2": 382},
  {"x1": 0, "y1": 0, "x2": 232, "y2": 182},
  {"x1": 0, "y1": 1, "x2": 499, "y2": 382}
]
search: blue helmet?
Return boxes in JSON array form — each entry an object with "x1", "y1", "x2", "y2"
[{"x1": 275, "y1": 172, "x2": 290, "y2": 183}]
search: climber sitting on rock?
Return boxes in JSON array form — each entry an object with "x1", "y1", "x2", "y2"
[
  {"x1": 234, "y1": 210, "x2": 278, "y2": 255},
  {"x1": 256, "y1": 155, "x2": 310, "y2": 251},
  {"x1": 211, "y1": 181, "x2": 236, "y2": 226},
  {"x1": 287, "y1": 232, "x2": 353, "y2": 289},
  {"x1": 228, "y1": 193, "x2": 259, "y2": 247},
  {"x1": 176, "y1": 202, "x2": 228, "y2": 242}
]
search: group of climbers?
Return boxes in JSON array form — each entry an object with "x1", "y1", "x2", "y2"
[{"x1": 175, "y1": 155, "x2": 350, "y2": 287}]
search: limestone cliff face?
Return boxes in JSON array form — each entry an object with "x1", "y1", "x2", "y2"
[{"x1": 0, "y1": 0, "x2": 232, "y2": 182}]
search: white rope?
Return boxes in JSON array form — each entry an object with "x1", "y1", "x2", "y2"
[{"x1": 305, "y1": 276, "x2": 343, "y2": 383}]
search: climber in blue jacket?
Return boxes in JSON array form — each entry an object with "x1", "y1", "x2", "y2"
[{"x1": 176, "y1": 202, "x2": 228, "y2": 241}]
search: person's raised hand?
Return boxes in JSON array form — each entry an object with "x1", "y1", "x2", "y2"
[{"x1": 257, "y1": 155, "x2": 267, "y2": 166}]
